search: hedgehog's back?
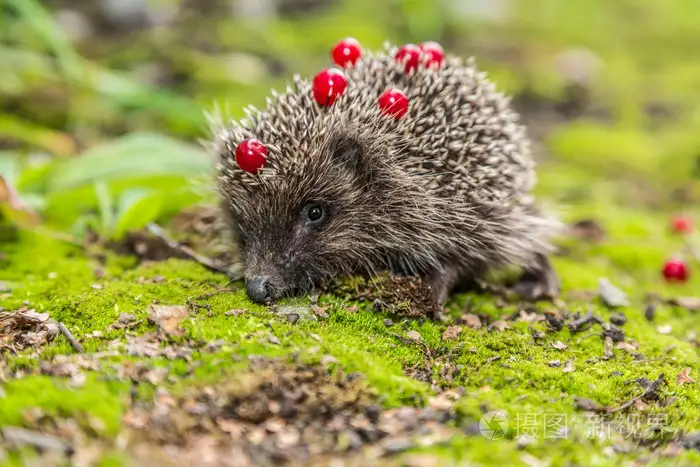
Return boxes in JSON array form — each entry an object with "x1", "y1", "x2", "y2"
[
  {"x1": 345, "y1": 46, "x2": 537, "y2": 206},
  {"x1": 219, "y1": 44, "x2": 537, "y2": 208}
]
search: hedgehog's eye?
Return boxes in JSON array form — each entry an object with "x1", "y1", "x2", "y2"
[{"x1": 303, "y1": 202, "x2": 328, "y2": 225}]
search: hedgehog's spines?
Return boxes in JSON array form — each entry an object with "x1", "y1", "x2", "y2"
[{"x1": 214, "y1": 43, "x2": 561, "y2": 290}]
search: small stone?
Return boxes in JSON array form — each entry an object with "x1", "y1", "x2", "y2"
[
  {"x1": 383, "y1": 319, "x2": 394, "y2": 327},
  {"x1": 609, "y1": 313, "x2": 627, "y2": 326},
  {"x1": 644, "y1": 304, "x2": 655, "y2": 322},
  {"x1": 547, "y1": 360, "x2": 561, "y2": 368},
  {"x1": 657, "y1": 324, "x2": 672, "y2": 335},
  {"x1": 681, "y1": 432, "x2": 700, "y2": 451},
  {"x1": 285, "y1": 313, "x2": 299, "y2": 324}
]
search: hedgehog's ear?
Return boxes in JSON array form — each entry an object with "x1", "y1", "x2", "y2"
[{"x1": 329, "y1": 134, "x2": 368, "y2": 177}]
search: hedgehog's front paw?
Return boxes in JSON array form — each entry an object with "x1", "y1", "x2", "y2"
[
  {"x1": 423, "y1": 266, "x2": 461, "y2": 321},
  {"x1": 512, "y1": 253, "x2": 560, "y2": 301}
]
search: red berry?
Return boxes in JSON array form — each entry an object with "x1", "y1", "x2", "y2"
[
  {"x1": 662, "y1": 259, "x2": 690, "y2": 283},
  {"x1": 235, "y1": 138, "x2": 268, "y2": 173},
  {"x1": 394, "y1": 44, "x2": 422, "y2": 74},
  {"x1": 312, "y1": 68, "x2": 348, "y2": 106},
  {"x1": 671, "y1": 216, "x2": 693, "y2": 234},
  {"x1": 420, "y1": 41, "x2": 444, "y2": 68},
  {"x1": 332, "y1": 37, "x2": 362, "y2": 67},
  {"x1": 378, "y1": 88, "x2": 409, "y2": 119}
]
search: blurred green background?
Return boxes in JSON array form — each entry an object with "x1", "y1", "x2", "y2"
[{"x1": 2, "y1": 0, "x2": 700, "y2": 240}]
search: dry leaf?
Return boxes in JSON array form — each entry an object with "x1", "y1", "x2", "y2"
[
  {"x1": 678, "y1": 367, "x2": 696, "y2": 384},
  {"x1": 551, "y1": 341, "x2": 568, "y2": 350},
  {"x1": 312, "y1": 305, "x2": 329, "y2": 319},
  {"x1": 657, "y1": 325, "x2": 672, "y2": 335},
  {"x1": 0, "y1": 308, "x2": 59, "y2": 353},
  {"x1": 406, "y1": 330, "x2": 421, "y2": 342},
  {"x1": 459, "y1": 313, "x2": 482, "y2": 329},
  {"x1": 518, "y1": 310, "x2": 543, "y2": 323},
  {"x1": 562, "y1": 359, "x2": 575, "y2": 373},
  {"x1": 667, "y1": 297, "x2": 700, "y2": 311},
  {"x1": 615, "y1": 342, "x2": 637, "y2": 353},
  {"x1": 598, "y1": 278, "x2": 629, "y2": 307},
  {"x1": 0, "y1": 175, "x2": 39, "y2": 229},
  {"x1": 634, "y1": 399, "x2": 649, "y2": 411},
  {"x1": 442, "y1": 325, "x2": 462, "y2": 341},
  {"x1": 489, "y1": 320, "x2": 510, "y2": 332},
  {"x1": 148, "y1": 305, "x2": 188, "y2": 337},
  {"x1": 225, "y1": 308, "x2": 247, "y2": 316}
]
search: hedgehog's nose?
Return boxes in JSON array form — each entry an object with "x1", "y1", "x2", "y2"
[{"x1": 246, "y1": 277, "x2": 273, "y2": 303}]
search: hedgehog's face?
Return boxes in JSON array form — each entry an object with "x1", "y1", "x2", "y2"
[{"x1": 226, "y1": 133, "x2": 390, "y2": 304}]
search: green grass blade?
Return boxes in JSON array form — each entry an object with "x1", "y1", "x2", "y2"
[{"x1": 45, "y1": 133, "x2": 214, "y2": 193}]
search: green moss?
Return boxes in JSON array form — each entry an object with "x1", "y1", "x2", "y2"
[
  {"x1": 3, "y1": 209, "x2": 700, "y2": 466},
  {"x1": 4, "y1": 0, "x2": 700, "y2": 464},
  {"x1": 0, "y1": 374, "x2": 126, "y2": 436}
]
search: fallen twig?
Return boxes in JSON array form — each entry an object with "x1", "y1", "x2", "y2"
[
  {"x1": 185, "y1": 288, "x2": 238, "y2": 314},
  {"x1": 568, "y1": 308, "x2": 603, "y2": 333},
  {"x1": 603, "y1": 335, "x2": 613, "y2": 359},
  {"x1": 2, "y1": 426, "x2": 72, "y2": 453},
  {"x1": 607, "y1": 374, "x2": 665, "y2": 413},
  {"x1": 575, "y1": 374, "x2": 666, "y2": 414},
  {"x1": 146, "y1": 223, "x2": 232, "y2": 275},
  {"x1": 58, "y1": 322, "x2": 83, "y2": 353},
  {"x1": 387, "y1": 332, "x2": 436, "y2": 360}
]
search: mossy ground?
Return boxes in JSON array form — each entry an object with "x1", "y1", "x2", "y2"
[
  {"x1": 2, "y1": 203, "x2": 700, "y2": 465},
  {"x1": 3, "y1": 0, "x2": 700, "y2": 466}
]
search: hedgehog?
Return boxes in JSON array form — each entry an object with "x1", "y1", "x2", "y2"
[{"x1": 211, "y1": 39, "x2": 561, "y2": 318}]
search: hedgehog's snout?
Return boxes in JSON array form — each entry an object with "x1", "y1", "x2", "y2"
[{"x1": 245, "y1": 276, "x2": 275, "y2": 303}]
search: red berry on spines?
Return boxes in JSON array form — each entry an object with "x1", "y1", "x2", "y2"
[
  {"x1": 332, "y1": 37, "x2": 362, "y2": 67},
  {"x1": 378, "y1": 88, "x2": 409, "y2": 119},
  {"x1": 235, "y1": 138, "x2": 268, "y2": 173},
  {"x1": 420, "y1": 41, "x2": 444, "y2": 68},
  {"x1": 662, "y1": 258, "x2": 690, "y2": 283},
  {"x1": 394, "y1": 44, "x2": 422, "y2": 74},
  {"x1": 312, "y1": 68, "x2": 348, "y2": 106}
]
